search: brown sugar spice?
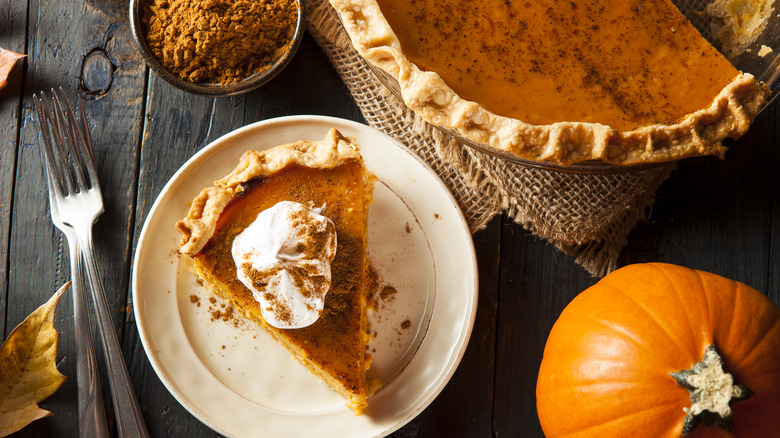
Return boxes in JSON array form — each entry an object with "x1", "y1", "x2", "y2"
[{"x1": 142, "y1": 0, "x2": 299, "y2": 84}]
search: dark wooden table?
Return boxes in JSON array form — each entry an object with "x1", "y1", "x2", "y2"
[{"x1": 2, "y1": 1, "x2": 779, "y2": 437}]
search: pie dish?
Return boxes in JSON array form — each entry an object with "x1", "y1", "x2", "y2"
[
  {"x1": 331, "y1": 0, "x2": 770, "y2": 166},
  {"x1": 176, "y1": 128, "x2": 380, "y2": 414}
]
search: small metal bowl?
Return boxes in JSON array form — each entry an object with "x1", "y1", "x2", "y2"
[{"x1": 129, "y1": 0, "x2": 305, "y2": 97}]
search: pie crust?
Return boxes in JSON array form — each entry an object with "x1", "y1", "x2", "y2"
[
  {"x1": 176, "y1": 129, "x2": 379, "y2": 414},
  {"x1": 177, "y1": 129, "x2": 363, "y2": 255},
  {"x1": 331, "y1": 0, "x2": 769, "y2": 166}
]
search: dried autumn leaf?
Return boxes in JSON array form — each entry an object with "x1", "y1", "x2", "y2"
[
  {"x1": 0, "y1": 47, "x2": 25, "y2": 90},
  {"x1": 0, "y1": 282, "x2": 69, "y2": 437}
]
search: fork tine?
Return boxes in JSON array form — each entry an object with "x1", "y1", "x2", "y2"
[
  {"x1": 33, "y1": 92, "x2": 66, "y2": 201},
  {"x1": 52, "y1": 89, "x2": 90, "y2": 193},
  {"x1": 76, "y1": 94, "x2": 100, "y2": 191},
  {"x1": 43, "y1": 91, "x2": 77, "y2": 196},
  {"x1": 55, "y1": 88, "x2": 100, "y2": 192}
]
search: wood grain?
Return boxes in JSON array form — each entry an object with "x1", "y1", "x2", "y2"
[
  {"x1": 7, "y1": 0, "x2": 147, "y2": 435},
  {"x1": 0, "y1": 0, "x2": 28, "y2": 341},
  {"x1": 492, "y1": 219, "x2": 596, "y2": 438},
  {"x1": 622, "y1": 103, "x2": 778, "y2": 295},
  {"x1": 2, "y1": 1, "x2": 779, "y2": 437}
]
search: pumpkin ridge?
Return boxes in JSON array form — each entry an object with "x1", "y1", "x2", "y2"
[
  {"x1": 658, "y1": 265, "x2": 708, "y2": 360},
  {"x1": 601, "y1": 279, "x2": 691, "y2": 362},
  {"x1": 551, "y1": 378, "x2": 679, "y2": 392},
  {"x1": 723, "y1": 277, "x2": 742, "y2": 358},
  {"x1": 693, "y1": 269, "x2": 715, "y2": 342},
  {"x1": 587, "y1": 316, "x2": 649, "y2": 351},
  {"x1": 554, "y1": 402, "x2": 679, "y2": 438},
  {"x1": 733, "y1": 318, "x2": 780, "y2": 373},
  {"x1": 722, "y1": 282, "x2": 780, "y2": 372}
]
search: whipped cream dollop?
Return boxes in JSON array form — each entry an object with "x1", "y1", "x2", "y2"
[{"x1": 231, "y1": 201, "x2": 337, "y2": 329}]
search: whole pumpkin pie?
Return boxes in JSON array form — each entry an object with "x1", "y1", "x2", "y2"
[
  {"x1": 175, "y1": 129, "x2": 380, "y2": 415},
  {"x1": 331, "y1": 0, "x2": 769, "y2": 165}
]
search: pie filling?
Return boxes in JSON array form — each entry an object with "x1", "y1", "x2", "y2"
[
  {"x1": 176, "y1": 130, "x2": 379, "y2": 414},
  {"x1": 333, "y1": 0, "x2": 769, "y2": 165},
  {"x1": 377, "y1": 0, "x2": 738, "y2": 130}
]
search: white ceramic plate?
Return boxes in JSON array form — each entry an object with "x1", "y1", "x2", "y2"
[{"x1": 132, "y1": 115, "x2": 478, "y2": 437}]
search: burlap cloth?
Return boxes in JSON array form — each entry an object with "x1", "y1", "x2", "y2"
[{"x1": 304, "y1": 0, "x2": 675, "y2": 277}]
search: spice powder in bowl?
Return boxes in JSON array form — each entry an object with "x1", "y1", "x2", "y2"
[{"x1": 141, "y1": 0, "x2": 300, "y2": 90}]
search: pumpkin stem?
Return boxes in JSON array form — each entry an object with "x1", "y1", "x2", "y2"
[{"x1": 670, "y1": 344, "x2": 753, "y2": 436}]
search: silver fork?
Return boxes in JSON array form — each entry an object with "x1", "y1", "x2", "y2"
[
  {"x1": 35, "y1": 90, "x2": 108, "y2": 438},
  {"x1": 34, "y1": 89, "x2": 150, "y2": 438}
]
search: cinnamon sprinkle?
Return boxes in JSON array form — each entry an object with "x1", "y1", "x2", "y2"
[{"x1": 235, "y1": 204, "x2": 337, "y2": 325}]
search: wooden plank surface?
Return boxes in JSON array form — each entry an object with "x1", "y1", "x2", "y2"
[
  {"x1": 7, "y1": 0, "x2": 147, "y2": 436},
  {"x1": 2, "y1": 1, "x2": 779, "y2": 437},
  {"x1": 622, "y1": 103, "x2": 779, "y2": 292},
  {"x1": 492, "y1": 221, "x2": 596, "y2": 438},
  {"x1": 0, "y1": 0, "x2": 28, "y2": 341}
]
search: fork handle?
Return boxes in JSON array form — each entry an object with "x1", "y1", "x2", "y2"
[
  {"x1": 68, "y1": 239, "x2": 110, "y2": 438},
  {"x1": 79, "y1": 233, "x2": 150, "y2": 438}
]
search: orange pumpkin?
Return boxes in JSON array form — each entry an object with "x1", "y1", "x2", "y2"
[{"x1": 536, "y1": 263, "x2": 780, "y2": 438}]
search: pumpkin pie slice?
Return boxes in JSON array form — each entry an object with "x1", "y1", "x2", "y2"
[
  {"x1": 175, "y1": 129, "x2": 380, "y2": 415},
  {"x1": 331, "y1": 0, "x2": 769, "y2": 165}
]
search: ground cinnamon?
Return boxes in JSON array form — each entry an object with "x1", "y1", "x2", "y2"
[{"x1": 143, "y1": 0, "x2": 299, "y2": 84}]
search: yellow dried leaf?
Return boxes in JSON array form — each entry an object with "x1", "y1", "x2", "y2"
[
  {"x1": 0, "y1": 46, "x2": 25, "y2": 90},
  {"x1": 0, "y1": 283, "x2": 69, "y2": 437}
]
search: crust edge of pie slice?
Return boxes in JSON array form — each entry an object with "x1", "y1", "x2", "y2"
[
  {"x1": 175, "y1": 128, "x2": 381, "y2": 415},
  {"x1": 330, "y1": 0, "x2": 770, "y2": 166}
]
